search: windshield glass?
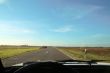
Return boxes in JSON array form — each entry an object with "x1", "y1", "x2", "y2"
[{"x1": 0, "y1": 0, "x2": 110, "y2": 67}]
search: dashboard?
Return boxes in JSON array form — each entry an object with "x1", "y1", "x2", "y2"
[{"x1": 2, "y1": 62, "x2": 110, "y2": 73}]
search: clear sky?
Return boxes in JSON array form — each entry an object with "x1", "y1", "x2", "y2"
[{"x1": 0, "y1": 0, "x2": 110, "y2": 47}]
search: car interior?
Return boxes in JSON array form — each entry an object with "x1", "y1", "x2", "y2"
[{"x1": 0, "y1": 59, "x2": 110, "y2": 73}]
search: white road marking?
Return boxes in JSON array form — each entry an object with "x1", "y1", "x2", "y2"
[
  {"x1": 46, "y1": 51, "x2": 49, "y2": 54},
  {"x1": 56, "y1": 49, "x2": 76, "y2": 60},
  {"x1": 37, "y1": 60, "x2": 41, "y2": 62}
]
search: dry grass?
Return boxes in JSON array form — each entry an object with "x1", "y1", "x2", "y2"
[{"x1": 59, "y1": 47, "x2": 110, "y2": 62}]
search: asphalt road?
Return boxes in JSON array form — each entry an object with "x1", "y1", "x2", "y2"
[{"x1": 2, "y1": 47, "x2": 72, "y2": 67}]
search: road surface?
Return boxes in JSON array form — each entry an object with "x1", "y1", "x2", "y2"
[{"x1": 2, "y1": 47, "x2": 72, "y2": 67}]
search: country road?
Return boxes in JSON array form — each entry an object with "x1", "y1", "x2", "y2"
[{"x1": 2, "y1": 47, "x2": 72, "y2": 67}]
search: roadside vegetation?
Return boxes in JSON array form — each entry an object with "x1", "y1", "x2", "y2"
[
  {"x1": 0, "y1": 46, "x2": 39, "y2": 59},
  {"x1": 58, "y1": 47, "x2": 110, "y2": 62}
]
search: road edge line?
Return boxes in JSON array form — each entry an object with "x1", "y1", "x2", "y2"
[{"x1": 56, "y1": 48, "x2": 77, "y2": 60}]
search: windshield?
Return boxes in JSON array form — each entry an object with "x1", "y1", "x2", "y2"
[{"x1": 0, "y1": 0, "x2": 110, "y2": 67}]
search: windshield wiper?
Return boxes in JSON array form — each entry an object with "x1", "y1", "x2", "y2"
[
  {"x1": 58, "y1": 59, "x2": 109, "y2": 66},
  {"x1": 59, "y1": 59, "x2": 108, "y2": 62}
]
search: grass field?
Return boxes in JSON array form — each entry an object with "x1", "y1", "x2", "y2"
[
  {"x1": 59, "y1": 47, "x2": 110, "y2": 62},
  {"x1": 0, "y1": 46, "x2": 39, "y2": 59}
]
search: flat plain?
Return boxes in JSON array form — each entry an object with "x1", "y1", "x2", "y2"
[
  {"x1": 0, "y1": 46, "x2": 39, "y2": 59},
  {"x1": 59, "y1": 47, "x2": 110, "y2": 62}
]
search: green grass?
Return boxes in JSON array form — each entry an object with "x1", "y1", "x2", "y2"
[
  {"x1": 0, "y1": 47, "x2": 39, "y2": 59},
  {"x1": 59, "y1": 48, "x2": 110, "y2": 62}
]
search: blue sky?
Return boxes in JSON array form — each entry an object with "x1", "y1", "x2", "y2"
[{"x1": 0, "y1": 0, "x2": 110, "y2": 47}]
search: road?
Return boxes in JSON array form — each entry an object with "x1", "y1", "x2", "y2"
[{"x1": 2, "y1": 47, "x2": 72, "y2": 67}]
